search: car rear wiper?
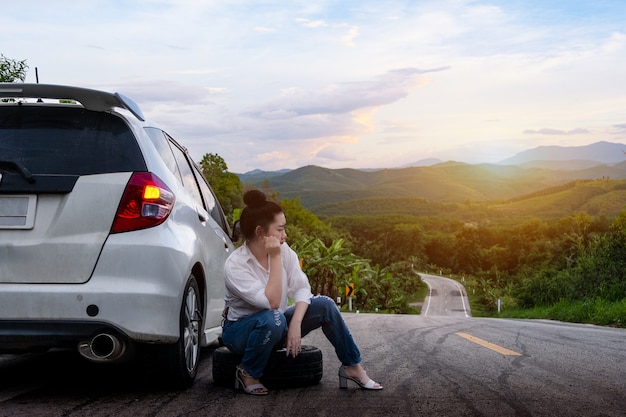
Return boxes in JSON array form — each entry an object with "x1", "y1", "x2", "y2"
[{"x1": 0, "y1": 159, "x2": 36, "y2": 183}]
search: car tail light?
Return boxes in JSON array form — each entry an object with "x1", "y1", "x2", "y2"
[{"x1": 111, "y1": 172, "x2": 175, "y2": 233}]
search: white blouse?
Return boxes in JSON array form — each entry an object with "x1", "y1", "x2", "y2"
[{"x1": 224, "y1": 242, "x2": 313, "y2": 321}]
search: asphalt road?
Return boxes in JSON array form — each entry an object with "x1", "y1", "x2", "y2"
[
  {"x1": 421, "y1": 273, "x2": 471, "y2": 318},
  {"x1": 1, "y1": 274, "x2": 625, "y2": 416}
]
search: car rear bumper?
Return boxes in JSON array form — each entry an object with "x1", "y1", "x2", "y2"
[
  {"x1": 0, "y1": 279, "x2": 182, "y2": 350},
  {"x1": 0, "y1": 320, "x2": 128, "y2": 351}
]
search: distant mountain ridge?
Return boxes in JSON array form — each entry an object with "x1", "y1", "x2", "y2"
[
  {"x1": 498, "y1": 141, "x2": 626, "y2": 166},
  {"x1": 238, "y1": 141, "x2": 626, "y2": 177},
  {"x1": 237, "y1": 168, "x2": 291, "y2": 184},
  {"x1": 236, "y1": 141, "x2": 626, "y2": 210},
  {"x1": 400, "y1": 158, "x2": 443, "y2": 167}
]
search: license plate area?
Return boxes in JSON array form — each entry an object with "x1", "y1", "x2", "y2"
[{"x1": 0, "y1": 195, "x2": 37, "y2": 229}]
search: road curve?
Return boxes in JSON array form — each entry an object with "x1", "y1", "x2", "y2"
[{"x1": 420, "y1": 273, "x2": 471, "y2": 318}]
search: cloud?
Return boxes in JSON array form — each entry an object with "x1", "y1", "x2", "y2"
[
  {"x1": 245, "y1": 67, "x2": 448, "y2": 120},
  {"x1": 315, "y1": 144, "x2": 356, "y2": 162},
  {"x1": 523, "y1": 128, "x2": 591, "y2": 135},
  {"x1": 379, "y1": 119, "x2": 421, "y2": 134},
  {"x1": 613, "y1": 124, "x2": 626, "y2": 137},
  {"x1": 227, "y1": 67, "x2": 448, "y2": 147},
  {"x1": 254, "y1": 26, "x2": 276, "y2": 33},
  {"x1": 109, "y1": 80, "x2": 227, "y2": 105},
  {"x1": 295, "y1": 18, "x2": 328, "y2": 28},
  {"x1": 341, "y1": 26, "x2": 360, "y2": 47},
  {"x1": 601, "y1": 31, "x2": 626, "y2": 53},
  {"x1": 256, "y1": 150, "x2": 292, "y2": 165},
  {"x1": 294, "y1": 18, "x2": 358, "y2": 46},
  {"x1": 173, "y1": 68, "x2": 221, "y2": 76},
  {"x1": 85, "y1": 44, "x2": 106, "y2": 51}
]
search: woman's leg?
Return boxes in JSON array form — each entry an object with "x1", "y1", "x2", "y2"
[
  {"x1": 285, "y1": 295, "x2": 362, "y2": 366},
  {"x1": 221, "y1": 309, "x2": 287, "y2": 378}
]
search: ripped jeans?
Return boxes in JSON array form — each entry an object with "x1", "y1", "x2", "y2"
[{"x1": 221, "y1": 295, "x2": 362, "y2": 378}]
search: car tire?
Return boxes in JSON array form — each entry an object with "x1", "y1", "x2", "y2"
[
  {"x1": 212, "y1": 345, "x2": 323, "y2": 389},
  {"x1": 143, "y1": 274, "x2": 203, "y2": 388}
]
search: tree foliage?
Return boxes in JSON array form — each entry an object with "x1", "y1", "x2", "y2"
[
  {"x1": 290, "y1": 237, "x2": 422, "y2": 313},
  {"x1": 292, "y1": 237, "x2": 367, "y2": 296},
  {"x1": 327, "y1": 201, "x2": 625, "y2": 323},
  {"x1": 199, "y1": 153, "x2": 243, "y2": 221},
  {"x1": 280, "y1": 196, "x2": 339, "y2": 244},
  {"x1": 0, "y1": 54, "x2": 28, "y2": 82}
]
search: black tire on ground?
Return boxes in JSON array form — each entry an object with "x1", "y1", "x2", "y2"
[
  {"x1": 142, "y1": 275, "x2": 203, "y2": 388},
  {"x1": 212, "y1": 345, "x2": 323, "y2": 389}
]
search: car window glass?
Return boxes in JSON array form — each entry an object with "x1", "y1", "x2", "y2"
[
  {"x1": 145, "y1": 128, "x2": 181, "y2": 182},
  {"x1": 168, "y1": 142, "x2": 204, "y2": 208},
  {"x1": 194, "y1": 167, "x2": 216, "y2": 212},
  {"x1": 0, "y1": 106, "x2": 146, "y2": 175},
  {"x1": 192, "y1": 165, "x2": 228, "y2": 230}
]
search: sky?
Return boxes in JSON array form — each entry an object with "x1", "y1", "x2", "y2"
[{"x1": 3, "y1": 0, "x2": 626, "y2": 173}]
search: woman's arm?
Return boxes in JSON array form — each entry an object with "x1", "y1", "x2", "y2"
[
  {"x1": 264, "y1": 236, "x2": 283, "y2": 309},
  {"x1": 286, "y1": 301, "x2": 308, "y2": 357}
]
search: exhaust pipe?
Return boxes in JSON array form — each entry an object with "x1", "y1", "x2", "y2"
[{"x1": 78, "y1": 333, "x2": 126, "y2": 362}]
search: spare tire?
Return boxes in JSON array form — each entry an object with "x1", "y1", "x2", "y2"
[{"x1": 212, "y1": 345, "x2": 323, "y2": 389}]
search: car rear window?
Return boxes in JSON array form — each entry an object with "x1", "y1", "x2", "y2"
[{"x1": 0, "y1": 106, "x2": 146, "y2": 175}]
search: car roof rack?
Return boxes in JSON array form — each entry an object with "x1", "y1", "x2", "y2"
[{"x1": 0, "y1": 83, "x2": 145, "y2": 121}]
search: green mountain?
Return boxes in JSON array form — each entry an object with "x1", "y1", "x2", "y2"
[
  {"x1": 240, "y1": 162, "x2": 626, "y2": 212},
  {"x1": 498, "y1": 141, "x2": 626, "y2": 165},
  {"x1": 311, "y1": 179, "x2": 626, "y2": 223}
]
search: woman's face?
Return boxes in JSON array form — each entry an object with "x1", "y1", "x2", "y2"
[{"x1": 262, "y1": 212, "x2": 287, "y2": 244}]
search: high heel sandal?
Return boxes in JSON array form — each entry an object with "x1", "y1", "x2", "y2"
[
  {"x1": 338, "y1": 365, "x2": 383, "y2": 390},
  {"x1": 235, "y1": 365, "x2": 268, "y2": 395}
]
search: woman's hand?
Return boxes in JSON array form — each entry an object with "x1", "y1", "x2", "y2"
[
  {"x1": 286, "y1": 321, "x2": 302, "y2": 358},
  {"x1": 263, "y1": 235, "x2": 282, "y2": 258},
  {"x1": 285, "y1": 302, "x2": 308, "y2": 357}
]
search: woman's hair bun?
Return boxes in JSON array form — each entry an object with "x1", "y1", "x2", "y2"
[{"x1": 243, "y1": 189, "x2": 267, "y2": 209}]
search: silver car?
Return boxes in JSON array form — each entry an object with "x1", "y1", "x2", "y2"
[{"x1": 0, "y1": 84, "x2": 235, "y2": 387}]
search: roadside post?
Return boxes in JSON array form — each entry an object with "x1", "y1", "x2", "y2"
[{"x1": 346, "y1": 283, "x2": 355, "y2": 311}]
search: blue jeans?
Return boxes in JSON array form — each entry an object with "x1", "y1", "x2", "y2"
[{"x1": 221, "y1": 295, "x2": 362, "y2": 378}]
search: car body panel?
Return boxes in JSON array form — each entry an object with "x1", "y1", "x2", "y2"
[{"x1": 0, "y1": 173, "x2": 130, "y2": 284}]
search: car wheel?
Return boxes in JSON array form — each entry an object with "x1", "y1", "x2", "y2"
[
  {"x1": 144, "y1": 274, "x2": 203, "y2": 388},
  {"x1": 212, "y1": 345, "x2": 323, "y2": 389}
]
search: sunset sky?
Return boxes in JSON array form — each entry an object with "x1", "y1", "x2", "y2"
[{"x1": 3, "y1": 0, "x2": 626, "y2": 172}]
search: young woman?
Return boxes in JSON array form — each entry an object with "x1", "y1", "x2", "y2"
[{"x1": 221, "y1": 189, "x2": 382, "y2": 395}]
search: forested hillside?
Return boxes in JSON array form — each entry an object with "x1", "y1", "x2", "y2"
[{"x1": 314, "y1": 179, "x2": 626, "y2": 223}]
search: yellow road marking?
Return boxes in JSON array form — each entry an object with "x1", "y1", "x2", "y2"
[{"x1": 456, "y1": 332, "x2": 522, "y2": 356}]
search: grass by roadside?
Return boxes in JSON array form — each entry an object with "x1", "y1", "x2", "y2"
[
  {"x1": 496, "y1": 298, "x2": 626, "y2": 328},
  {"x1": 452, "y1": 276, "x2": 626, "y2": 328}
]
